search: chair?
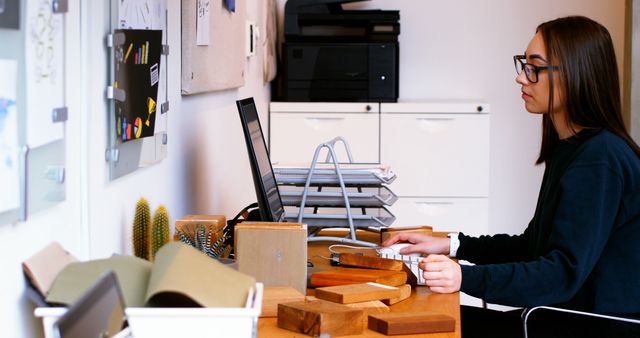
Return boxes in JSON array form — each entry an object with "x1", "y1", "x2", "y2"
[{"x1": 522, "y1": 306, "x2": 640, "y2": 338}]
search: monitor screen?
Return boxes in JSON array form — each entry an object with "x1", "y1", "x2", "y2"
[{"x1": 237, "y1": 98, "x2": 285, "y2": 222}]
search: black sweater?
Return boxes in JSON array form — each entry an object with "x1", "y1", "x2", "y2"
[{"x1": 458, "y1": 129, "x2": 640, "y2": 316}]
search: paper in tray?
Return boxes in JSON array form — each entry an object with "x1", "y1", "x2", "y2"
[
  {"x1": 274, "y1": 163, "x2": 396, "y2": 186},
  {"x1": 279, "y1": 186, "x2": 398, "y2": 207},
  {"x1": 284, "y1": 206, "x2": 396, "y2": 228}
]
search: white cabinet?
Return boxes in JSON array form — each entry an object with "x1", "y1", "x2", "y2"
[
  {"x1": 390, "y1": 197, "x2": 489, "y2": 236},
  {"x1": 269, "y1": 102, "x2": 379, "y2": 164},
  {"x1": 269, "y1": 101, "x2": 490, "y2": 236},
  {"x1": 381, "y1": 102, "x2": 490, "y2": 235},
  {"x1": 380, "y1": 113, "x2": 489, "y2": 197}
]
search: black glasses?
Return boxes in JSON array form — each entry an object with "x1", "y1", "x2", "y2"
[{"x1": 513, "y1": 55, "x2": 558, "y2": 83}]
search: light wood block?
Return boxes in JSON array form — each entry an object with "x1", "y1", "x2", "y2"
[
  {"x1": 380, "y1": 225, "x2": 433, "y2": 243},
  {"x1": 338, "y1": 253, "x2": 404, "y2": 271},
  {"x1": 235, "y1": 222, "x2": 307, "y2": 294},
  {"x1": 368, "y1": 312, "x2": 456, "y2": 335},
  {"x1": 382, "y1": 284, "x2": 412, "y2": 305},
  {"x1": 310, "y1": 268, "x2": 407, "y2": 287},
  {"x1": 260, "y1": 286, "x2": 305, "y2": 318},
  {"x1": 315, "y1": 283, "x2": 401, "y2": 304},
  {"x1": 277, "y1": 300, "x2": 364, "y2": 336}
]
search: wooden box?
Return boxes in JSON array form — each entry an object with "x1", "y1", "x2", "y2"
[{"x1": 235, "y1": 222, "x2": 307, "y2": 294}]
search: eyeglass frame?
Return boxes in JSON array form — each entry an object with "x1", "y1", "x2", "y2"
[{"x1": 513, "y1": 55, "x2": 559, "y2": 83}]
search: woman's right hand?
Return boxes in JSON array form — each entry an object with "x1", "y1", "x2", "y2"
[{"x1": 381, "y1": 233, "x2": 450, "y2": 256}]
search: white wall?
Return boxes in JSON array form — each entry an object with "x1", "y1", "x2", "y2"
[
  {"x1": 342, "y1": 0, "x2": 626, "y2": 235},
  {"x1": 0, "y1": 0, "x2": 271, "y2": 337},
  {"x1": 0, "y1": 1, "x2": 626, "y2": 337}
]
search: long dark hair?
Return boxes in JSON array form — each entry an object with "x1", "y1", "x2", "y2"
[{"x1": 535, "y1": 16, "x2": 640, "y2": 164}]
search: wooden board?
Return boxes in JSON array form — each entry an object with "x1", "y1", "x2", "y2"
[
  {"x1": 382, "y1": 284, "x2": 412, "y2": 305},
  {"x1": 338, "y1": 253, "x2": 404, "y2": 271},
  {"x1": 235, "y1": 223, "x2": 307, "y2": 294},
  {"x1": 315, "y1": 283, "x2": 401, "y2": 304},
  {"x1": 368, "y1": 312, "x2": 456, "y2": 335},
  {"x1": 278, "y1": 300, "x2": 364, "y2": 336},
  {"x1": 260, "y1": 286, "x2": 305, "y2": 318},
  {"x1": 310, "y1": 268, "x2": 407, "y2": 287}
]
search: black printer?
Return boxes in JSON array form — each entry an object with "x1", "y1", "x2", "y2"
[{"x1": 276, "y1": 0, "x2": 400, "y2": 102}]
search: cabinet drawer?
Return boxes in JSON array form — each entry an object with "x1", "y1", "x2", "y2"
[
  {"x1": 270, "y1": 112, "x2": 379, "y2": 164},
  {"x1": 388, "y1": 197, "x2": 488, "y2": 236},
  {"x1": 381, "y1": 113, "x2": 489, "y2": 197}
]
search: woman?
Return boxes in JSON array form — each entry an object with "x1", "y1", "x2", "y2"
[{"x1": 383, "y1": 16, "x2": 640, "y2": 338}]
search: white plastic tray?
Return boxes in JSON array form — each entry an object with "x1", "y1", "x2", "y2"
[{"x1": 35, "y1": 283, "x2": 263, "y2": 338}]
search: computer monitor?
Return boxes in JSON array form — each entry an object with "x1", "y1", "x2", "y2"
[
  {"x1": 52, "y1": 270, "x2": 126, "y2": 338},
  {"x1": 237, "y1": 97, "x2": 285, "y2": 222}
]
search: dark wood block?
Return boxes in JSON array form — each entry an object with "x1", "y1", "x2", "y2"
[
  {"x1": 338, "y1": 253, "x2": 405, "y2": 271},
  {"x1": 310, "y1": 267, "x2": 407, "y2": 287},
  {"x1": 368, "y1": 312, "x2": 456, "y2": 335}
]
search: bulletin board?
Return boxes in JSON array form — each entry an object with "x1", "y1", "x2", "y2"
[
  {"x1": 107, "y1": 0, "x2": 169, "y2": 180},
  {"x1": 0, "y1": 0, "x2": 67, "y2": 224},
  {"x1": 181, "y1": 0, "x2": 247, "y2": 95}
]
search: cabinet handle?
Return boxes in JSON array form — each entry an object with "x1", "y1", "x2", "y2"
[
  {"x1": 415, "y1": 117, "x2": 456, "y2": 121},
  {"x1": 415, "y1": 201, "x2": 454, "y2": 205},
  {"x1": 305, "y1": 117, "x2": 346, "y2": 121}
]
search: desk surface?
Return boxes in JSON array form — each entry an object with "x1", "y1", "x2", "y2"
[{"x1": 258, "y1": 230, "x2": 461, "y2": 338}]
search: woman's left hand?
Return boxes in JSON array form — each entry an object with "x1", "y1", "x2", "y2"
[{"x1": 418, "y1": 254, "x2": 462, "y2": 294}]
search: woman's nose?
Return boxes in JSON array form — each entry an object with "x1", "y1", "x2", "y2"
[{"x1": 515, "y1": 69, "x2": 529, "y2": 85}]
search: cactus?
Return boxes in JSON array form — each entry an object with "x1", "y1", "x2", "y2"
[
  {"x1": 150, "y1": 205, "x2": 171, "y2": 261},
  {"x1": 177, "y1": 224, "x2": 228, "y2": 259},
  {"x1": 132, "y1": 197, "x2": 151, "y2": 260}
]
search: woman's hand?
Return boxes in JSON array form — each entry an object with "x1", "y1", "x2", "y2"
[
  {"x1": 381, "y1": 233, "x2": 450, "y2": 256},
  {"x1": 419, "y1": 254, "x2": 462, "y2": 294}
]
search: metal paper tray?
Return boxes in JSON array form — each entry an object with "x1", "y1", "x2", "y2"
[
  {"x1": 284, "y1": 206, "x2": 396, "y2": 228},
  {"x1": 279, "y1": 186, "x2": 398, "y2": 207},
  {"x1": 275, "y1": 170, "x2": 396, "y2": 186}
]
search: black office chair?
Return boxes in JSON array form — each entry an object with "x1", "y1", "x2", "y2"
[{"x1": 522, "y1": 306, "x2": 640, "y2": 338}]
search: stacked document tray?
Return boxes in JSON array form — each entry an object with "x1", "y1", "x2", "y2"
[
  {"x1": 279, "y1": 185, "x2": 398, "y2": 207},
  {"x1": 274, "y1": 163, "x2": 397, "y2": 186},
  {"x1": 283, "y1": 206, "x2": 396, "y2": 228},
  {"x1": 274, "y1": 162, "x2": 398, "y2": 229}
]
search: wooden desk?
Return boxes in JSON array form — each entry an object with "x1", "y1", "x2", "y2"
[{"x1": 258, "y1": 230, "x2": 461, "y2": 337}]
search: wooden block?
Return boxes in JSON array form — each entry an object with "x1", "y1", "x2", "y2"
[
  {"x1": 277, "y1": 300, "x2": 364, "y2": 336},
  {"x1": 382, "y1": 284, "x2": 412, "y2": 305},
  {"x1": 310, "y1": 268, "x2": 407, "y2": 288},
  {"x1": 315, "y1": 283, "x2": 401, "y2": 304},
  {"x1": 260, "y1": 286, "x2": 305, "y2": 318},
  {"x1": 380, "y1": 225, "x2": 433, "y2": 243},
  {"x1": 368, "y1": 312, "x2": 456, "y2": 335},
  {"x1": 345, "y1": 300, "x2": 390, "y2": 325},
  {"x1": 338, "y1": 253, "x2": 404, "y2": 271},
  {"x1": 235, "y1": 222, "x2": 307, "y2": 294}
]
